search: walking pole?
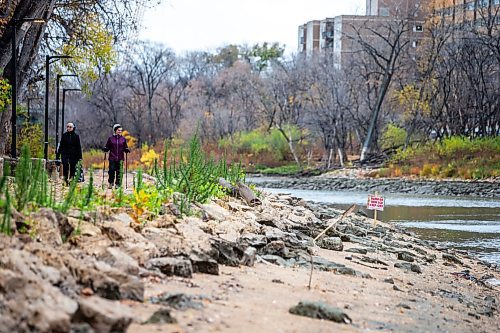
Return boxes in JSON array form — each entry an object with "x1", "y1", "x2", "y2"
[
  {"x1": 102, "y1": 152, "x2": 107, "y2": 189},
  {"x1": 124, "y1": 152, "x2": 128, "y2": 189}
]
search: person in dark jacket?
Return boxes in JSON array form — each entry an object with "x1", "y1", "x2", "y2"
[
  {"x1": 57, "y1": 122, "x2": 83, "y2": 184},
  {"x1": 102, "y1": 124, "x2": 130, "y2": 189}
]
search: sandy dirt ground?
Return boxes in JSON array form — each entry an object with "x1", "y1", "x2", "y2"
[{"x1": 125, "y1": 239, "x2": 499, "y2": 333}]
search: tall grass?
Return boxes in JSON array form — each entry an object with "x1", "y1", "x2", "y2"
[
  {"x1": 13, "y1": 146, "x2": 51, "y2": 211},
  {"x1": 154, "y1": 135, "x2": 245, "y2": 215},
  {"x1": 1, "y1": 147, "x2": 98, "y2": 235}
]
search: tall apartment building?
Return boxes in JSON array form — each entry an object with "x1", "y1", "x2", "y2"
[
  {"x1": 366, "y1": 0, "x2": 431, "y2": 18},
  {"x1": 299, "y1": 1, "x2": 431, "y2": 67},
  {"x1": 298, "y1": 20, "x2": 321, "y2": 55},
  {"x1": 433, "y1": 0, "x2": 500, "y2": 26},
  {"x1": 298, "y1": 0, "x2": 498, "y2": 66}
]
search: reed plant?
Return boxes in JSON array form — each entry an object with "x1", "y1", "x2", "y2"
[
  {"x1": 14, "y1": 146, "x2": 51, "y2": 211},
  {"x1": 153, "y1": 134, "x2": 245, "y2": 215}
]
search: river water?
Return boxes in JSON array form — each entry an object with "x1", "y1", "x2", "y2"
[{"x1": 250, "y1": 180, "x2": 500, "y2": 265}]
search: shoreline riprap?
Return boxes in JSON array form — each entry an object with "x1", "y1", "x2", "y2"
[{"x1": 0, "y1": 190, "x2": 498, "y2": 332}]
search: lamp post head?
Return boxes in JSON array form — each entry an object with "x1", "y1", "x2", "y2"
[
  {"x1": 63, "y1": 88, "x2": 82, "y2": 94},
  {"x1": 57, "y1": 73, "x2": 78, "y2": 80},
  {"x1": 50, "y1": 55, "x2": 72, "y2": 60}
]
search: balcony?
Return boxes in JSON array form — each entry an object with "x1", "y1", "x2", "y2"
[{"x1": 322, "y1": 31, "x2": 334, "y2": 39}]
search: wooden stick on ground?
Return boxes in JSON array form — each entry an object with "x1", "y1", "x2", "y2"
[{"x1": 308, "y1": 204, "x2": 357, "y2": 290}]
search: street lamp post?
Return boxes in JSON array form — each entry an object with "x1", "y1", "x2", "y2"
[
  {"x1": 10, "y1": 17, "x2": 45, "y2": 158},
  {"x1": 55, "y1": 74, "x2": 78, "y2": 153},
  {"x1": 44, "y1": 55, "x2": 72, "y2": 161},
  {"x1": 61, "y1": 88, "x2": 82, "y2": 139}
]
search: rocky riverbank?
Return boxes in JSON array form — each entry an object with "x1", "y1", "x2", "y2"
[
  {"x1": 248, "y1": 174, "x2": 500, "y2": 198},
  {"x1": 1, "y1": 191, "x2": 499, "y2": 332}
]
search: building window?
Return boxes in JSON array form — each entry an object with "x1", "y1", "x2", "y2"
[
  {"x1": 412, "y1": 40, "x2": 418, "y2": 48},
  {"x1": 414, "y1": 24, "x2": 423, "y2": 32},
  {"x1": 380, "y1": 7, "x2": 390, "y2": 16}
]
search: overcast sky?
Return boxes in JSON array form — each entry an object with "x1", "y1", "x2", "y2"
[{"x1": 139, "y1": 0, "x2": 365, "y2": 55}]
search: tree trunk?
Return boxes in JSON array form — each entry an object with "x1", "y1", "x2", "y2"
[
  {"x1": 0, "y1": 0, "x2": 53, "y2": 71},
  {"x1": 0, "y1": 107, "x2": 12, "y2": 156},
  {"x1": 338, "y1": 148, "x2": 345, "y2": 168},
  {"x1": 360, "y1": 73, "x2": 392, "y2": 162}
]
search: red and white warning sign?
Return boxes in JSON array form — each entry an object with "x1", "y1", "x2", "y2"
[{"x1": 367, "y1": 195, "x2": 385, "y2": 211}]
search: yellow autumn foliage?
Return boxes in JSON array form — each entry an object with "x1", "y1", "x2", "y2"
[{"x1": 140, "y1": 144, "x2": 159, "y2": 167}]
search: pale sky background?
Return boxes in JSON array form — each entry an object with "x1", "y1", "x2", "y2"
[{"x1": 139, "y1": 0, "x2": 366, "y2": 55}]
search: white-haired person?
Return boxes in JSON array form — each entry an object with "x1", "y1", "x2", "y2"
[
  {"x1": 102, "y1": 124, "x2": 130, "y2": 189},
  {"x1": 57, "y1": 122, "x2": 83, "y2": 185}
]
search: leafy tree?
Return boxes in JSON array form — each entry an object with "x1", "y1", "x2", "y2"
[{"x1": 244, "y1": 42, "x2": 284, "y2": 72}]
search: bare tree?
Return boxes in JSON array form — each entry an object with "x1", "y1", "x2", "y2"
[
  {"x1": 126, "y1": 41, "x2": 176, "y2": 144},
  {"x1": 344, "y1": 4, "x2": 415, "y2": 162},
  {"x1": 306, "y1": 52, "x2": 355, "y2": 168},
  {"x1": 258, "y1": 56, "x2": 310, "y2": 166}
]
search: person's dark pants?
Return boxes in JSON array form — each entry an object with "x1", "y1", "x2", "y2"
[
  {"x1": 62, "y1": 156, "x2": 78, "y2": 183},
  {"x1": 108, "y1": 160, "x2": 123, "y2": 186}
]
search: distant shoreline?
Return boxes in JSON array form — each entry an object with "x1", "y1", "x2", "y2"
[{"x1": 247, "y1": 174, "x2": 500, "y2": 198}]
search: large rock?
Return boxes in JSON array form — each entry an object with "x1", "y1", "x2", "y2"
[
  {"x1": 1, "y1": 246, "x2": 78, "y2": 298},
  {"x1": 0, "y1": 268, "x2": 78, "y2": 333},
  {"x1": 62, "y1": 253, "x2": 144, "y2": 301},
  {"x1": 189, "y1": 253, "x2": 220, "y2": 275},
  {"x1": 73, "y1": 296, "x2": 133, "y2": 333},
  {"x1": 99, "y1": 247, "x2": 140, "y2": 276},
  {"x1": 68, "y1": 217, "x2": 102, "y2": 237},
  {"x1": 260, "y1": 240, "x2": 288, "y2": 257},
  {"x1": 101, "y1": 221, "x2": 147, "y2": 243},
  {"x1": 317, "y1": 237, "x2": 343, "y2": 251},
  {"x1": 239, "y1": 233, "x2": 267, "y2": 248},
  {"x1": 289, "y1": 301, "x2": 352, "y2": 324},
  {"x1": 394, "y1": 262, "x2": 422, "y2": 273},
  {"x1": 198, "y1": 203, "x2": 230, "y2": 221},
  {"x1": 145, "y1": 257, "x2": 193, "y2": 277},
  {"x1": 30, "y1": 208, "x2": 74, "y2": 246}
]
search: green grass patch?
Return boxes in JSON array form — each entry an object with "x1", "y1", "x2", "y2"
[{"x1": 255, "y1": 164, "x2": 302, "y2": 175}]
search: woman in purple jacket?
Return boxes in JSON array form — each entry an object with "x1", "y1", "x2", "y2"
[{"x1": 102, "y1": 124, "x2": 130, "y2": 189}]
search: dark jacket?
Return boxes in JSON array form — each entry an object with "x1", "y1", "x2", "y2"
[
  {"x1": 58, "y1": 131, "x2": 82, "y2": 160},
  {"x1": 104, "y1": 134, "x2": 129, "y2": 161}
]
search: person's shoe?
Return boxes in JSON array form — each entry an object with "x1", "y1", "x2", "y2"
[{"x1": 107, "y1": 183, "x2": 113, "y2": 189}]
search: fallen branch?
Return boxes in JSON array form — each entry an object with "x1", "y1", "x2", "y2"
[
  {"x1": 313, "y1": 205, "x2": 357, "y2": 242},
  {"x1": 218, "y1": 177, "x2": 237, "y2": 196},
  {"x1": 308, "y1": 204, "x2": 357, "y2": 290},
  {"x1": 236, "y1": 181, "x2": 261, "y2": 206}
]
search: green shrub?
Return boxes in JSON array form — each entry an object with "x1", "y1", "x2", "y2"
[
  {"x1": 256, "y1": 164, "x2": 302, "y2": 175},
  {"x1": 420, "y1": 163, "x2": 432, "y2": 177},
  {"x1": 377, "y1": 168, "x2": 391, "y2": 177},
  {"x1": 219, "y1": 126, "x2": 307, "y2": 161},
  {"x1": 440, "y1": 162, "x2": 457, "y2": 178},
  {"x1": 380, "y1": 124, "x2": 407, "y2": 150}
]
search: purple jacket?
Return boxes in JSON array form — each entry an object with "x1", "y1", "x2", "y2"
[{"x1": 104, "y1": 135, "x2": 129, "y2": 161}]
